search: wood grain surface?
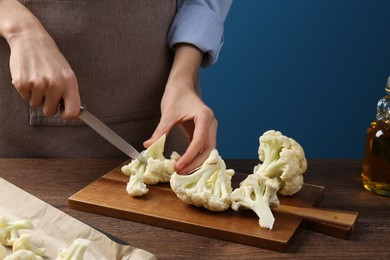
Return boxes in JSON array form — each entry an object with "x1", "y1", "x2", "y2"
[{"x1": 1, "y1": 159, "x2": 389, "y2": 259}]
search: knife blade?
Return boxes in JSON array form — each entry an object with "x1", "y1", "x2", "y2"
[{"x1": 78, "y1": 104, "x2": 140, "y2": 159}]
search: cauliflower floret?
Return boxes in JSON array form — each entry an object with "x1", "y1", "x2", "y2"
[
  {"x1": 0, "y1": 243, "x2": 7, "y2": 259},
  {"x1": 254, "y1": 130, "x2": 307, "y2": 196},
  {"x1": 56, "y1": 238, "x2": 90, "y2": 260},
  {"x1": 231, "y1": 130, "x2": 308, "y2": 229},
  {"x1": 121, "y1": 134, "x2": 180, "y2": 196},
  {"x1": 0, "y1": 216, "x2": 33, "y2": 246},
  {"x1": 170, "y1": 149, "x2": 234, "y2": 212},
  {"x1": 231, "y1": 174, "x2": 281, "y2": 230},
  {"x1": 122, "y1": 158, "x2": 148, "y2": 196},
  {"x1": 143, "y1": 152, "x2": 179, "y2": 184},
  {"x1": 12, "y1": 233, "x2": 45, "y2": 257}
]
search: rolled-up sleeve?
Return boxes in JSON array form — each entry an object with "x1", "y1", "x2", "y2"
[{"x1": 168, "y1": 0, "x2": 232, "y2": 68}]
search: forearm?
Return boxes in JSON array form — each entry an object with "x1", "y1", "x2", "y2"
[
  {"x1": 0, "y1": 0, "x2": 44, "y2": 43},
  {"x1": 165, "y1": 43, "x2": 204, "y2": 92},
  {"x1": 1, "y1": 0, "x2": 81, "y2": 118}
]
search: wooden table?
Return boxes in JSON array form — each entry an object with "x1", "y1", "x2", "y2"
[{"x1": 0, "y1": 158, "x2": 389, "y2": 259}]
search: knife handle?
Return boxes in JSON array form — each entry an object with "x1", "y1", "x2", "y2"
[{"x1": 59, "y1": 99, "x2": 86, "y2": 113}]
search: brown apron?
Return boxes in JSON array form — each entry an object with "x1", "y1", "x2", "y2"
[{"x1": 0, "y1": 0, "x2": 189, "y2": 158}]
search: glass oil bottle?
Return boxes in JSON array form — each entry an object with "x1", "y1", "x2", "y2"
[{"x1": 361, "y1": 77, "x2": 390, "y2": 196}]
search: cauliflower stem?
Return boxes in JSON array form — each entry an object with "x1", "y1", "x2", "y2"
[
  {"x1": 57, "y1": 238, "x2": 91, "y2": 260},
  {"x1": 231, "y1": 174, "x2": 280, "y2": 229}
]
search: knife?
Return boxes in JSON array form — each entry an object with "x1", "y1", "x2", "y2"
[{"x1": 78, "y1": 104, "x2": 140, "y2": 159}]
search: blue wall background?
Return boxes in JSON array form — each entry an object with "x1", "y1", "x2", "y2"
[{"x1": 200, "y1": 0, "x2": 390, "y2": 160}]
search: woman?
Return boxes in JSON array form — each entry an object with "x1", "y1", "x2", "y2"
[{"x1": 0, "y1": 0, "x2": 232, "y2": 173}]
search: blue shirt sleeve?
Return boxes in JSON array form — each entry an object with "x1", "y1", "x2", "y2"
[{"x1": 168, "y1": 0, "x2": 233, "y2": 68}]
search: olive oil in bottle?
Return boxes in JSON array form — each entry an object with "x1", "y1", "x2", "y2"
[{"x1": 362, "y1": 77, "x2": 390, "y2": 196}]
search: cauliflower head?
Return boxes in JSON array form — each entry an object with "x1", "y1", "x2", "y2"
[
  {"x1": 254, "y1": 130, "x2": 307, "y2": 196},
  {"x1": 170, "y1": 149, "x2": 235, "y2": 212},
  {"x1": 121, "y1": 134, "x2": 180, "y2": 196}
]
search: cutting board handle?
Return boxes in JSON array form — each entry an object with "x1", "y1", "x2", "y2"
[{"x1": 273, "y1": 204, "x2": 358, "y2": 238}]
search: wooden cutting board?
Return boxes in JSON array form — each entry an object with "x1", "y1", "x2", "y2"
[{"x1": 68, "y1": 163, "x2": 325, "y2": 252}]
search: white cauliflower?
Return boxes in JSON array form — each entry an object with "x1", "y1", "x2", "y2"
[
  {"x1": 170, "y1": 149, "x2": 234, "y2": 212},
  {"x1": 121, "y1": 134, "x2": 180, "y2": 196},
  {"x1": 231, "y1": 130, "x2": 307, "y2": 229},
  {"x1": 12, "y1": 233, "x2": 45, "y2": 257},
  {"x1": 4, "y1": 249, "x2": 44, "y2": 260},
  {"x1": 56, "y1": 238, "x2": 90, "y2": 260},
  {"x1": 0, "y1": 216, "x2": 33, "y2": 246},
  {"x1": 231, "y1": 174, "x2": 281, "y2": 230},
  {"x1": 122, "y1": 159, "x2": 148, "y2": 196},
  {"x1": 254, "y1": 130, "x2": 307, "y2": 196}
]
